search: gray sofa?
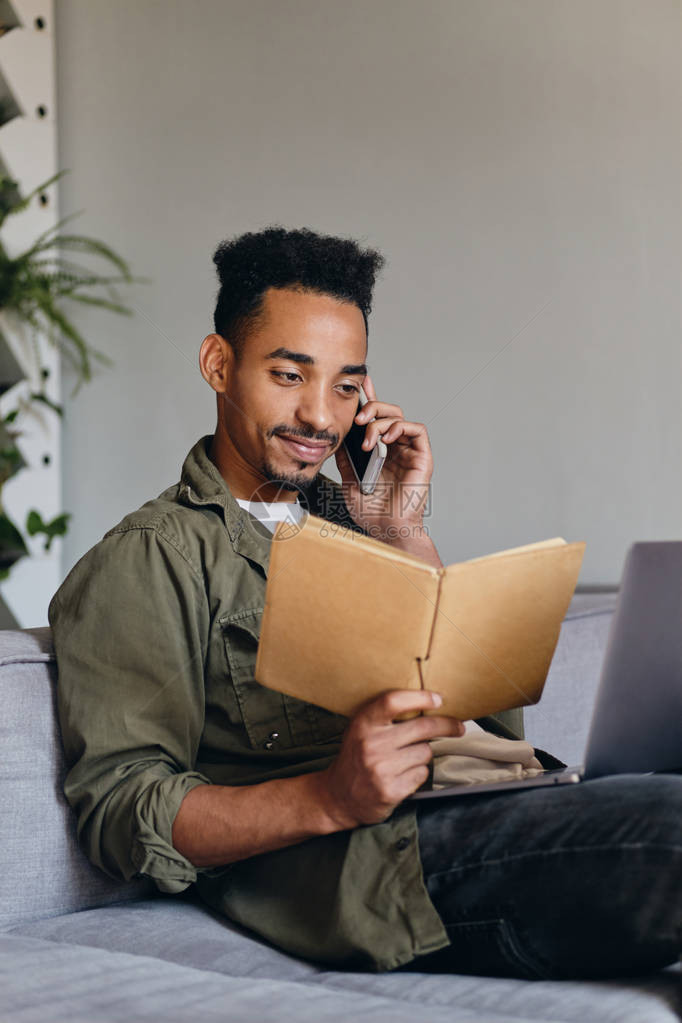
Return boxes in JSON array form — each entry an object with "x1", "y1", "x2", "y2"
[{"x1": 1, "y1": 594, "x2": 680, "y2": 1023}]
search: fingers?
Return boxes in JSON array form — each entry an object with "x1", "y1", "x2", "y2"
[
  {"x1": 366, "y1": 746, "x2": 433, "y2": 805},
  {"x1": 392, "y1": 714, "x2": 465, "y2": 747},
  {"x1": 355, "y1": 381, "x2": 432, "y2": 459},
  {"x1": 362, "y1": 417, "x2": 430, "y2": 453},
  {"x1": 356, "y1": 403, "x2": 404, "y2": 427},
  {"x1": 400, "y1": 764, "x2": 431, "y2": 794},
  {"x1": 356, "y1": 374, "x2": 403, "y2": 424},
  {"x1": 324, "y1": 689, "x2": 464, "y2": 828},
  {"x1": 358, "y1": 688, "x2": 440, "y2": 725},
  {"x1": 392, "y1": 741, "x2": 434, "y2": 774},
  {"x1": 360, "y1": 416, "x2": 402, "y2": 449},
  {"x1": 358, "y1": 688, "x2": 463, "y2": 730},
  {"x1": 362, "y1": 373, "x2": 377, "y2": 402}
]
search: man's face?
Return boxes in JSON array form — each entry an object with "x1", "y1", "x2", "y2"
[{"x1": 216, "y1": 287, "x2": 368, "y2": 499}]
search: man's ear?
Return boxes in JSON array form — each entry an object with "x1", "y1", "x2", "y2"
[{"x1": 199, "y1": 334, "x2": 234, "y2": 393}]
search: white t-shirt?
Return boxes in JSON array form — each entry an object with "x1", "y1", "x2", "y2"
[{"x1": 235, "y1": 497, "x2": 306, "y2": 535}]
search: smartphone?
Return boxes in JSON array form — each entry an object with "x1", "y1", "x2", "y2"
[{"x1": 343, "y1": 387, "x2": 387, "y2": 494}]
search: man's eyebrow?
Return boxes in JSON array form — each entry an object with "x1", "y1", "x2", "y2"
[
  {"x1": 265, "y1": 347, "x2": 367, "y2": 375},
  {"x1": 340, "y1": 363, "x2": 367, "y2": 376},
  {"x1": 266, "y1": 347, "x2": 314, "y2": 365}
]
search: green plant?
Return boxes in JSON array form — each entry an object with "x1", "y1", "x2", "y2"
[
  {"x1": 0, "y1": 170, "x2": 138, "y2": 385},
  {"x1": 0, "y1": 171, "x2": 141, "y2": 582}
]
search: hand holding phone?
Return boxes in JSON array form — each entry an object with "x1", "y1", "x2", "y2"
[{"x1": 342, "y1": 387, "x2": 387, "y2": 495}]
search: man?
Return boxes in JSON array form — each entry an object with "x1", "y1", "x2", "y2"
[{"x1": 51, "y1": 227, "x2": 681, "y2": 979}]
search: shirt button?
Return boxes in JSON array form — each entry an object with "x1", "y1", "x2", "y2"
[
  {"x1": 395, "y1": 837, "x2": 411, "y2": 852},
  {"x1": 263, "y1": 740, "x2": 275, "y2": 750}
]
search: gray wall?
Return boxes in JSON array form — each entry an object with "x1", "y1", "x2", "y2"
[{"x1": 55, "y1": 0, "x2": 681, "y2": 589}]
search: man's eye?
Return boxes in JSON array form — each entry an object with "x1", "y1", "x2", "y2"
[
  {"x1": 272, "y1": 371, "x2": 302, "y2": 383},
  {"x1": 338, "y1": 384, "x2": 360, "y2": 395}
]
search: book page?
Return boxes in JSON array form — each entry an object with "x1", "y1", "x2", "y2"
[
  {"x1": 464, "y1": 537, "x2": 567, "y2": 564},
  {"x1": 422, "y1": 541, "x2": 585, "y2": 720}
]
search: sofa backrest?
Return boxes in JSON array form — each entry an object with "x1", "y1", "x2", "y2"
[
  {"x1": 524, "y1": 592, "x2": 618, "y2": 765},
  {"x1": 1, "y1": 628, "x2": 153, "y2": 931}
]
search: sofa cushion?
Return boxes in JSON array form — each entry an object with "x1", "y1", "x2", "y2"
[
  {"x1": 2, "y1": 935, "x2": 509, "y2": 1023},
  {"x1": 10, "y1": 894, "x2": 320, "y2": 983},
  {"x1": 0, "y1": 628, "x2": 153, "y2": 930},
  {"x1": 10, "y1": 899, "x2": 681, "y2": 1023}
]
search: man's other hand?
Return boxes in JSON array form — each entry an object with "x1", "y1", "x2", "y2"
[
  {"x1": 334, "y1": 374, "x2": 443, "y2": 566},
  {"x1": 316, "y1": 689, "x2": 464, "y2": 829}
]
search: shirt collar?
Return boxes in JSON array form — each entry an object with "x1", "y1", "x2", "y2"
[{"x1": 178, "y1": 436, "x2": 273, "y2": 575}]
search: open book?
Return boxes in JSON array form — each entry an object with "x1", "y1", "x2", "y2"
[{"x1": 255, "y1": 516, "x2": 586, "y2": 721}]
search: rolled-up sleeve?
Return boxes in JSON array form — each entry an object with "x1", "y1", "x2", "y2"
[{"x1": 49, "y1": 523, "x2": 212, "y2": 893}]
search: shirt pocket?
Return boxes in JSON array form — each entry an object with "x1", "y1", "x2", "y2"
[{"x1": 220, "y1": 607, "x2": 348, "y2": 752}]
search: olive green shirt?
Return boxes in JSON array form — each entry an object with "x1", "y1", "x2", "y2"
[{"x1": 50, "y1": 437, "x2": 524, "y2": 971}]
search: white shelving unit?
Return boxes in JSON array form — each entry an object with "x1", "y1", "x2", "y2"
[{"x1": 0, "y1": 0, "x2": 60, "y2": 627}]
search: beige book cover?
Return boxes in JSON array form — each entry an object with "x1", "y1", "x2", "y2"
[{"x1": 255, "y1": 515, "x2": 585, "y2": 720}]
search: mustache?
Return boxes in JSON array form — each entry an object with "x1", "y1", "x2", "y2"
[{"x1": 270, "y1": 425, "x2": 339, "y2": 446}]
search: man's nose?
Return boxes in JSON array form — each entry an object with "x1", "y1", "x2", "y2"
[{"x1": 294, "y1": 387, "x2": 334, "y2": 436}]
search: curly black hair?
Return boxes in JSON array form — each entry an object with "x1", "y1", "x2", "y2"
[{"x1": 212, "y1": 226, "x2": 385, "y2": 356}]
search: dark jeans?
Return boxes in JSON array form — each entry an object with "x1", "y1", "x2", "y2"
[{"x1": 411, "y1": 773, "x2": 682, "y2": 980}]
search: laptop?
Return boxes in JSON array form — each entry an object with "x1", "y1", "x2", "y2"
[{"x1": 410, "y1": 541, "x2": 682, "y2": 800}]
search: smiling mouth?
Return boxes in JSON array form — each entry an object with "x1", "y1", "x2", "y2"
[{"x1": 276, "y1": 434, "x2": 332, "y2": 464}]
